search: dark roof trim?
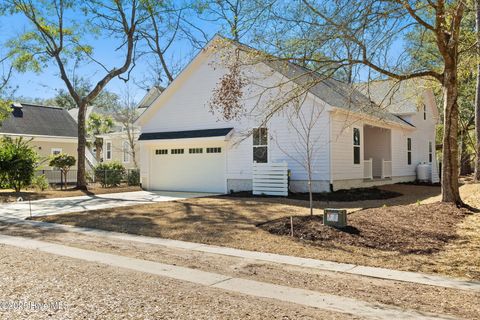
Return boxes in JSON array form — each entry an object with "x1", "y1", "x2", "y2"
[{"x1": 139, "y1": 128, "x2": 233, "y2": 141}]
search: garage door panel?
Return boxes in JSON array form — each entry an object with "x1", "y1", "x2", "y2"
[{"x1": 150, "y1": 146, "x2": 225, "y2": 193}]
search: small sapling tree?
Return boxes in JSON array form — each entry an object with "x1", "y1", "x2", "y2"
[{"x1": 49, "y1": 154, "x2": 76, "y2": 190}]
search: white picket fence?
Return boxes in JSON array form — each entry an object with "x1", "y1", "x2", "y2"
[
  {"x1": 381, "y1": 159, "x2": 392, "y2": 179},
  {"x1": 252, "y1": 162, "x2": 288, "y2": 196},
  {"x1": 364, "y1": 158, "x2": 373, "y2": 180}
]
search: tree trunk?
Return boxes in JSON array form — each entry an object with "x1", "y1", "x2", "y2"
[
  {"x1": 76, "y1": 101, "x2": 88, "y2": 189},
  {"x1": 475, "y1": 0, "x2": 480, "y2": 181},
  {"x1": 441, "y1": 68, "x2": 462, "y2": 204}
]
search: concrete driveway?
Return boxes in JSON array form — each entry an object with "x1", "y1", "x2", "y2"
[{"x1": 0, "y1": 191, "x2": 217, "y2": 220}]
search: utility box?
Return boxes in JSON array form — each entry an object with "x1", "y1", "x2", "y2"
[{"x1": 323, "y1": 208, "x2": 347, "y2": 228}]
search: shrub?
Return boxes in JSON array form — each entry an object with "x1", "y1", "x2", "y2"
[
  {"x1": 94, "y1": 162, "x2": 126, "y2": 187},
  {"x1": 0, "y1": 137, "x2": 39, "y2": 192},
  {"x1": 31, "y1": 174, "x2": 49, "y2": 191},
  {"x1": 127, "y1": 169, "x2": 140, "y2": 186}
]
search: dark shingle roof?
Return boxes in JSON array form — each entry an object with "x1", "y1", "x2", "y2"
[
  {"x1": 139, "y1": 128, "x2": 233, "y2": 141},
  {"x1": 0, "y1": 103, "x2": 78, "y2": 137}
]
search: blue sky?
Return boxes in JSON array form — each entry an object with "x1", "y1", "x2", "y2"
[{"x1": 0, "y1": 10, "x2": 219, "y2": 103}]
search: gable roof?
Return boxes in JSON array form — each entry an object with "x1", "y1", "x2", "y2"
[
  {"x1": 264, "y1": 60, "x2": 409, "y2": 126},
  {"x1": 0, "y1": 103, "x2": 78, "y2": 138},
  {"x1": 137, "y1": 35, "x2": 415, "y2": 128},
  {"x1": 355, "y1": 80, "x2": 427, "y2": 115}
]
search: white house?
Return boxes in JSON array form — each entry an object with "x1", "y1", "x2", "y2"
[{"x1": 135, "y1": 36, "x2": 439, "y2": 194}]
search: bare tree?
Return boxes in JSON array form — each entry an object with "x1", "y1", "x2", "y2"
[
  {"x1": 108, "y1": 84, "x2": 140, "y2": 168},
  {"x1": 274, "y1": 95, "x2": 325, "y2": 215},
  {"x1": 6, "y1": 0, "x2": 146, "y2": 188},
  {"x1": 194, "y1": 0, "x2": 272, "y2": 41}
]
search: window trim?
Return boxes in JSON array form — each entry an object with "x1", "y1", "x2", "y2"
[
  {"x1": 105, "y1": 141, "x2": 112, "y2": 160},
  {"x1": 253, "y1": 127, "x2": 268, "y2": 163},
  {"x1": 123, "y1": 141, "x2": 130, "y2": 163},
  {"x1": 51, "y1": 148, "x2": 62, "y2": 156},
  {"x1": 407, "y1": 137, "x2": 412, "y2": 165},
  {"x1": 353, "y1": 127, "x2": 361, "y2": 165}
]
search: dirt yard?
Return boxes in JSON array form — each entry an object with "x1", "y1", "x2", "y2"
[
  {"x1": 0, "y1": 186, "x2": 142, "y2": 203},
  {"x1": 32, "y1": 183, "x2": 480, "y2": 280}
]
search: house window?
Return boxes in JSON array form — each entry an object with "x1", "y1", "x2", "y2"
[
  {"x1": 407, "y1": 138, "x2": 412, "y2": 165},
  {"x1": 51, "y1": 148, "x2": 62, "y2": 156},
  {"x1": 105, "y1": 141, "x2": 112, "y2": 160},
  {"x1": 171, "y1": 148, "x2": 184, "y2": 154},
  {"x1": 253, "y1": 128, "x2": 268, "y2": 163},
  {"x1": 428, "y1": 141, "x2": 433, "y2": 163},
  {"x1": 155, "y1": 149, "x2": 168, "y2": 155},
  {"x1": 123, "y1": 141, "x2": 130, "y2": 163},
  {"x1": 189, "y1": 148, "x2": 203, "y2": 154},
  {"x1": 206, "y1": 147, "x2": 222, "y2": 153},
  {"x1": 423, "y1": 105, "x2": 427, "y2": 120},
  {"x1": 353, "y1": 128, "x2": 361, "y2": 164}
]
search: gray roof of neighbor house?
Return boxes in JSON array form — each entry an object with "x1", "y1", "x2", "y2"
[
  {"x1": 0, "y1": 103, "x2": 78, "y2": 137},
  {"x1": 354, "y1": 80, "x2": 425, "y2": 115}
]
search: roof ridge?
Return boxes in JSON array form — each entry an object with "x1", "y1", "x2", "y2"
[{"x1": 18, "y1": 102, "x2": 64, "y2": 110}]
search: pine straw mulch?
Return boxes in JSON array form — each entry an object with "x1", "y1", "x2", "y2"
[{"x1": 258, "y1": 202, "x2": 471, "y2": 254}]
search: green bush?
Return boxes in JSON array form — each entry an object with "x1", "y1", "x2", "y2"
[
  {"x1": 0, "y1": 137, "x2": 39, "y2": 192},
  {"x1": 31, "y1": 174, "x2": 49, "y2": 191},
  {"x1": 94, "y1": 162, "x2": 126, "y2": 187},
  {"x1": 127, "y1": 169, "x2": 140, "y2": 186},
  {"x1": 49, "y1": 153, "x2": 76, "y2": 189}
]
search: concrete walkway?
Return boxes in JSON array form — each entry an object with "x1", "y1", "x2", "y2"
[
  {"x1": 0, "y1": 234, "x2": 457, "y2": 320},
  {"x1": 3, "y1": 217, "x2": 480, "y2": 293},
  {"x1": 0, "y1": 190, "x2": 216, "y2": 219}
]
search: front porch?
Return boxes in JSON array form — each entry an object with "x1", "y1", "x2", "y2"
[{"x1": 363, "y1": 125, "x2": 392, "y2": 180}]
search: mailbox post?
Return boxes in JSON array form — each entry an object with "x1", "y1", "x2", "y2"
[{"x1": 323, "y1": 208, "x2": 347, "y2": 228}]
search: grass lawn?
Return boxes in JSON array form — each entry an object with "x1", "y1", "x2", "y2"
[
  {"x1": 31, "y1": 183, "x2": 480, "y2": 280},
  {"x1": 0, "y1": 185, "x2": 142, "y2": 203}
]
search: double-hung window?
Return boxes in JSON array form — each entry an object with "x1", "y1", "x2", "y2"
[
  {"x1": 123, "y1": 141, "x2": 130, "y2": 163},
  {"x1": 105, "y1": 141, "x2": 112, "y2": 160},
  {"x1": 428, "y1": 141, "x2": 433, "y2": 163},
  {"x1": 353, "y1": 128, "x2": 361, "y2": 164},
  {"x1": 253, "y1": 128, "x2": 268, "y2": 163},
  {"x1": 407, "y1": 138, "x2": 412, "y2": 165}
]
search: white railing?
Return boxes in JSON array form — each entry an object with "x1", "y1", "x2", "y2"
[
  {"x1": 253, "y1": 162, "x2": 288, "y2": 196},
  {"x1": 364, "y1": 158, "x2": 373, "y2": 180},
  {"x1": 85, "y1": 148, "x2": 98, "y2": 169},
  {"x1": 382, "y1": 159, "x2": 392, "y2": 179}
]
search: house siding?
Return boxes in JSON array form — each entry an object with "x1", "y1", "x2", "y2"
[
  {"x1": 139, "y1": 44, "x2": 438, "y2": 193},
  {"x1": 139, "y1": 50, "x2": 332, "y2": 192}
]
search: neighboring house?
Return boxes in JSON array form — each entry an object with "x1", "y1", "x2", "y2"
[
  {"x1": 136, "y1": 36, "x2": 439, "y2": 194},
  {"x1": 0, "y1": 103, "x2": 78, "y2": 170},
  {"x1": 69, "y1": 106, "x2": 142, "y2": 169}
]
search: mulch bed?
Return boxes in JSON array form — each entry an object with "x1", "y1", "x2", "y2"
[
  {"x1": 227, "y1": 187, "x2": 402, "y2": 202},
  {"x1": 258, "y1": 202, "x2": 471, "y2": 254}
]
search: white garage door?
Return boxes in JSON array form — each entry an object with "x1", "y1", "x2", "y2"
[{"x1": 149, "y1": 146, "x2": 226, "y2": 193}]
